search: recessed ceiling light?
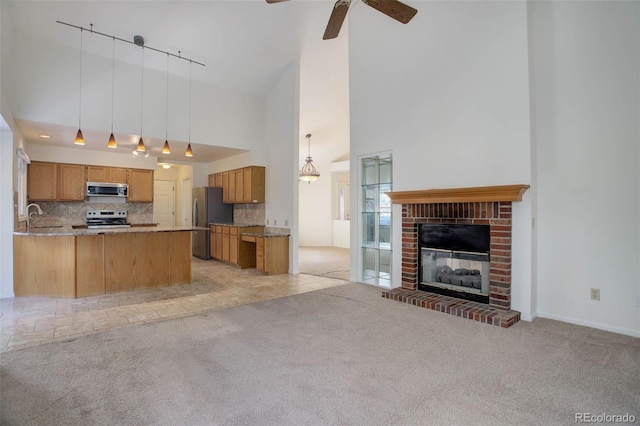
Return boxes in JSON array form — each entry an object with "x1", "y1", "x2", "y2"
[{"x1": 39, "y1": 134, "x2": 51, "y2": 139}]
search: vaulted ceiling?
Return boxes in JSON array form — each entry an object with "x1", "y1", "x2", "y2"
[{"x1": 4, "y1": 0, "x2": 351, "y2": 163}]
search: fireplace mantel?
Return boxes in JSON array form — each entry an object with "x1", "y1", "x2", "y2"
[{"x1": 386, "y1": 184, "x2": 529, "y2": 204}]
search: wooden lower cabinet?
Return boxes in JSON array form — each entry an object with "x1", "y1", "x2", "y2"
[
  {"x1": 211, "y1": 225, "x2": 264, "y2": 268},
  {"x1": 13, "y1": 231, "x2": 192, "y2": 298},
  {"x1": 255, "y1": 236, "x2": 289, "y2": 275},
  {"x1": 222, "y1": 228, "x2": 230, "y2": 262},
  {"x1": 229, "y1": 228, "x2": 239, "y2": 264}
]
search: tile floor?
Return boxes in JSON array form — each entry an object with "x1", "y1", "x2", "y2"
[{"x1": 0, "y1": 257, "x2": 347, "y2": 353}]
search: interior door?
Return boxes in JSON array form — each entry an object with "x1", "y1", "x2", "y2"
[{"x1": 153, "y1": 180, "x2": 175, "y2": 227}]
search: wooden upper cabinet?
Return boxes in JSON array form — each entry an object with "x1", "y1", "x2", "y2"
[
  {"x1": 87, "y1": 166, "x2": 128, "y2": 183},
  {"x1": 86, "y1": 166, "x2": 108, "y2": 182},
  {"x1": 58, "y1": 164, "x2": 86, "y2": 201},
  {"x1": 222, "y1": 172, "x2": 229, "y2": 203},
  {"x1": 128, "y1": 169, "x2": 154, "y2": 202},
  {"x1": 235, "y1": 169, "x2": 244, "y2": 202},
  {"x1": 108, "y1": 168, "x2": 128, "y2": 183},
  {"x1": 208, "y1": 173, "x2": 223, "y2": 188},
  {"x1": 228, "y1": 170, "x2": 236, "y2": 203},
  {"x1": 242, "y1": 166, "x2": 265, "y2": 203},
  {"x1": 27, "y1": 161, "x2": 58, "y2": 201},
  {"x1": 217, "y1": 166, "x2": 266, "y2": 204}
]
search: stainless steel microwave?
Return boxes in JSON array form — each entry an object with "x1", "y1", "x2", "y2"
[{"x1": 86, "y1": 182, "x2": 128, "y2": 197}]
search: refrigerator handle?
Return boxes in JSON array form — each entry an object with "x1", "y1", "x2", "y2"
[{"x1": 193, "y1": 199, "x2": 198, "y2": 226}]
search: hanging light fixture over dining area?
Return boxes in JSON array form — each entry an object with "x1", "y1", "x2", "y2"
[{"x1": 299, "y1": 133, "x2": 320, "y2": 183}]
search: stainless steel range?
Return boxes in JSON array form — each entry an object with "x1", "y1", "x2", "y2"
[{"x1": 86, "y1": 209, "x2": 131, "y2": 229}]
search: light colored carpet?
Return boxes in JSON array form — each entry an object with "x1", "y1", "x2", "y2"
[
  {"x1": 298, "y1": 246, "x2": 350, "y2": 281},
  {"x1": 1, "y1": 283, "x2": 639, "y2": 425}
]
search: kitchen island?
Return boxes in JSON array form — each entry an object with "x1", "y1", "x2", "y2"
[{"x1": 13, "y1": 226, "x2": 200, "y2": 298}]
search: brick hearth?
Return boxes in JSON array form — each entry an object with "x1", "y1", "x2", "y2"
[
  {"x1": 385, "y1": 185, "x2": 529, "y2": 328},
  {"x1": 382, "y1": 288, "x2": 520, "y2": 328}
]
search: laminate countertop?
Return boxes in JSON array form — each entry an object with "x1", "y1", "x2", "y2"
[{"x1": 14, "y1": 226, "x2": 207, "y2": 237}]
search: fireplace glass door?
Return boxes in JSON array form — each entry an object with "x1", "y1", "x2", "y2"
[{"x1": 420, "y1": 249, "x2": 490, "y2": 295}]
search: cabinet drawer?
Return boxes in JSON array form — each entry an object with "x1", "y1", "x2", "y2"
[
  {"x1": 256, "y1": 237, "x2": 265, "y2": 248},
  {"x1": 223, "y1": 227, "x2": 230, "y2": 235},
  {"x1": 215, "y1": 226, "x2": 222, "y2": 233},
  {"x1": 230, "y1": 227, "x2": 238, "y2": 236},
  {"x1": 241, "y1": 235, "x2": 256, "y2": 243},
  {"x1": 256, "y1": 254, "x2": 265, "y2": 271}
]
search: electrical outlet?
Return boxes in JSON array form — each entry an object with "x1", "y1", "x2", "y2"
[
  {"x1": 284, "y1": 219, "x2": 289, "y2": 227},
  {"x1": 68, "y1": 207, "x2": 73, "y2": 214},
  {"x1": 590, "y1": 288, "x2": 600, "y2": 301},
  {"x1": 266, "y1": 219, "x2": 269, "y2": 225},
  {"x1": 274, "y1": 219, "x2": 277, "y2": 226}
]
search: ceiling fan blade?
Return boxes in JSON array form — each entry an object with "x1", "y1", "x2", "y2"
[
  {"x1": 363, "y1": 0, "x2": 417, "y2": 24},
  {"x1": 266, "y1": 0, "x2": 291, "y2": 3},
  {"x1": 323, "y1": 0, "x2": 351, "y2": 40}
]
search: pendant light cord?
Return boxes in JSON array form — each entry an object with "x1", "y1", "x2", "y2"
[
  {"x1": 78, "y1": 28, "x2": 83, "y2": 129},
  {"x1": 140, "y1": 46, "x2": 144, "y2": 136},
  {"x1": 188, "y1": 60, "x2": 192, "y2": 144},
  {"x1": 111, "y1": 36, "x2": 115, "y2": 134},
  {"x1": 165, "y1": 53, "x2": 169, "y2": 141}
]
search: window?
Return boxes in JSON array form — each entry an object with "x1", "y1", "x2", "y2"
[
  {"x1": 360, "y1": 154, "x2": 392, "y2": 286},
  {"x1": 16, "y1": 149, "x2": 29, "y2": 221}
]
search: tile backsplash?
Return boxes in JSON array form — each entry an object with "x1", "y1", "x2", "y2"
[
  {"x1": 28, "y1": 201, "x2": 153, "y2": 227},
  {"x1": 27, "y1": 200, "x2": 265, "y2": 228},
  {"x1": 233, "y1": 203, "x2": 265, "y2": 225}
]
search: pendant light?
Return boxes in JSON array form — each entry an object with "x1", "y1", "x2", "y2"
[
  {"x1": 299, "y1": 133, "x2": 320, "y2": 183},
  {"x1": 162, "y1": 52, "x2": 171, "y2": 154},
  {"x1": 107, "y1": 36, "x2": 117, "y2": 148},
  {"x1": 132, "y1": 36, "x2": 149, "y2": 157},
  {"x1": 74, "y1": 27, "x2": 85, "y2": 145},
  {"x1": 185, "y1": 59, "x2": 193, "y2": 157}
]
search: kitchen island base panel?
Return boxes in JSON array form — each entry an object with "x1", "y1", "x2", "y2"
[
  {"x1": 76, "y1": 234, "x2": 106, "y2": 297},
  {"x1": 13, "y1": 230, "x2": 192, "y2": 298},
  {"x1": 14, "y1": 236, "x2": 76, "y2": 297}
]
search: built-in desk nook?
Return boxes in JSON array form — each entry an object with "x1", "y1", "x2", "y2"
[{"x1": 209, "y1": 223, "x2": 289, "y2": 274}]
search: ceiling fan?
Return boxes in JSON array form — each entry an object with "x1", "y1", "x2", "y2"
[{"x1": 266, "y1": 0, "x2": 418, "y2": 40}]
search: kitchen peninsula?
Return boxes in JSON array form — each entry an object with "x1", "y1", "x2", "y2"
[{"x1": 13, "y1": 226, "x2": 196, "y2": 298}]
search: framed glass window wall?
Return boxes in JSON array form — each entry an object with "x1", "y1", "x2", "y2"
[{"x1": 360, "y1": 154, "x2": 392, "y2": 287}]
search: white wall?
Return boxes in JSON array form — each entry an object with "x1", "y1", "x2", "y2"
[
  {"x1": 349, "y1": 2, "x2": 533, "y2": 315},
  {"x1": 1, "y1": 0, "x2": 16, "y2": 298},
  {"x1": 530, "y1": 1, "x2": 640, "y2": 336},
  {"x1": 297, "y1": 24, "x2": 350, "y2": 247},
  {"x1": 265, "y1": 62, "x2": 299, "y2": 273},
  {"x1": 0, "y1": 126, "x2": 15, "y2": 298}
]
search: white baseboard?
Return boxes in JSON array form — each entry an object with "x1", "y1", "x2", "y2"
[
  {"x1": 537, "y1": 311, "x2": 640, "y2": 338},
  {"x1": 520, "y1": 313, "x2": 537, "y2": 322},
  {"x1": 0, "y1": 291, "x2": 15, "y2": 299}
]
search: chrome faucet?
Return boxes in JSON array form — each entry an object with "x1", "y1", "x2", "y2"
[{"x1": 26, "y1": 203, "x2": 43, "y2": 230}]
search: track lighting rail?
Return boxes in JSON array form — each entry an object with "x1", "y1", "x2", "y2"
[{"x1": 56, "y1": 21, "x2": 206, "y2": 67}]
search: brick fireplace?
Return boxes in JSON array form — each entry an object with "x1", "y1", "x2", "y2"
[{"x1": 382, "y1": 185, "x2": 528, "y2": 328}]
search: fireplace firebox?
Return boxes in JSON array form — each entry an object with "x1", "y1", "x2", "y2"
[{"x1": 418, "y1": 224, "x2": 490, "y2": 304}]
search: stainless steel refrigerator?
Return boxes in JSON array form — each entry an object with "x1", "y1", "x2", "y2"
[{"x1": 192, "y1": 187, "x2": 233, "y2": 259}]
